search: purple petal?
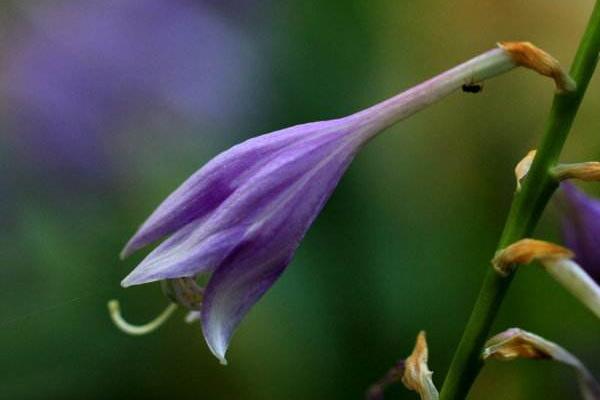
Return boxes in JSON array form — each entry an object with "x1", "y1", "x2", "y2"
[
  {"x1": 561, "y1": 183, "x2": 600, "y2": 282},
  {"x1": 120, "y1": 115, "x2": 368, "y2": 362},
  {"x1": 125, "y1": 118, "x2": 360, "y2": 284},
  {"x1": 202, "y1": 244, "x2": 293, "y2": 364},
  {"x1": 121, "y1": 225, "x2": 245, "y2": 287},
  {"x1": 200, "y1": 131, "x2": 360, "y2": 362},
  {"x1": 122, "y1": 122, "x2": 320, "y2": 256},
  {"x1": 121, "y1": 119, "x2": 350, "y2": 257}
]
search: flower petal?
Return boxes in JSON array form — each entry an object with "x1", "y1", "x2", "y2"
[
  {"x1": 121, "y1": 119, "x2": 345, "y2": 257},
  {"x1": 201, "y1": 243, "x2": 293, "y2": 364},
  {"x1": 121, "y1": 225, "x2": 245, "y2": 287},
  {"x1": 123, "y1": 117, "x2": 362, "y2": 290},
  {"x1": 561, "y1": 183, "x2": 600, "y2": 282},
  {"x1": 200, "y1": 135, "x2": 360, "y2": 363}
]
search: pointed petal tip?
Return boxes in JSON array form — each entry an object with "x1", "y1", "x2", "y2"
[
  {"x1": 120, "y1": 273, "x2": 142, "y2": 288},
  {"x1": 120, "y1": 272, "x2": 160, "y2": 288},
  {"x1": 202, "y1": 319, "x2": 231, "y2": 365},
  {"x1": 119, "y1": 248, "x2": 130, "y2": 261},
  {"x1": 205, "y1": 336, "x2": 229, "y2": 366},
  {"x1": 120, "y1": 237, "x2": 141, "y2": 260}
]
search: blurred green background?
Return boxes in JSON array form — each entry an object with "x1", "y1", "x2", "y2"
[{"x1": 1, "y1": 1, "x2": 599, "y2": 399}]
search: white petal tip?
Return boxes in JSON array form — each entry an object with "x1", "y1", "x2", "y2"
[
  {"x1": 206, "y1": 340, "x2": 229, "y2": 366},
  {"x1": 120, "y1": 275, "x2": 137, "y2": 288},
  {"x1": 120, "y1": 269, "x2": 159, "y2": 288},
  {"x1": 119, "y1": 249, "x2": 129, "y2": 260},
  {"x1": 211, "y1": 347, "x2": 228, "y2": 366},
  {"x1": 120, "y1": 241, "x2": 137, "y2": 260}
]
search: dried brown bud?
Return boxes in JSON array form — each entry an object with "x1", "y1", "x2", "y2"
[
  {"x1": 483, "y1": 328, "x2": 554, "y2": 361},
  {"x1": 492, "y1": 239, "x2": 600, "y2": 318},
  {"x1": 514, "y1": 149, "x2": 537, "y2": 191},
  {"x1": 492, "y1": 238, "x2": 573, "y2": 276},
  {"x1": 484, "y1": 328, "x2": 600, "y2": 400},
  {"x1": 498, "y1": 41, "x2": 576, "y2": 93},
  {"x1": 402, "y1": 331, "x2": 439, "y2": 400},
  {"x1": 552, "y1": 162, "x2": 600, "y2": 182}
]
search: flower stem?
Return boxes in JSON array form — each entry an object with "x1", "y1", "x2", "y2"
[
  {"x1": 356, "y1": 41, "x2": 574, "y2": 138},
  {"x1": 439, "y1": 3, "x2": 600, "y2": 399}
]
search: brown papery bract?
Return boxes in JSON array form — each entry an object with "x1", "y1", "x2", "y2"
[
  {"x1": 492, "y1": 239, "x2": 574, "y2": 276},
  {"x1": 498, "y1": 41, "x2": 576, "y2": 93}
]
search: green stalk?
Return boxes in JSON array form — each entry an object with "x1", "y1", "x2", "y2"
[{"x1": 439, "y1": 3, "x2": 600, "y2": 399}]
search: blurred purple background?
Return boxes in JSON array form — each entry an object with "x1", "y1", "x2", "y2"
[{"x1": 2, "y1": 0, "x2": 267, "y2": 182}]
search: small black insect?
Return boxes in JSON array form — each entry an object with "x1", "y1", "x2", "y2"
[{"x1": 462, "y1": 83, "x2": 483, "y2": 93}]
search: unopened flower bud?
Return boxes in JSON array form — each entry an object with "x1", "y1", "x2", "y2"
[
  {"x1": 484, "y1": 328, "x2": 600, "y2": 399},
  {"x1": 402, "y1": 331, "x2": 439, "y2": 400},
  {"x1": 514, "y1": 149, "x2": 537, "y2": 191},
  {"x1": 366, "y1": 331, "x2": 438, "y2": 400}
]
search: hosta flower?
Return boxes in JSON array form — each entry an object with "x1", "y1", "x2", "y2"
[
  {"x1": 115, "y1": 42, "x2": 574, "y2": 363},
  {"x1": 560, "y1": 183, "x2": 600, "y2": 282},
  {"x1": 122, "y1": 116, "x2": 382, "y2": 362}
]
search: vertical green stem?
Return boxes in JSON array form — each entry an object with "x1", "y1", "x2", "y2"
[{"x1": 440, "y1": 3, "x2": 600, "y2": 399}]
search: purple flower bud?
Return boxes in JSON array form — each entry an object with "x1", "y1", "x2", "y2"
[{"x1": 560, "y1": 183, "x2": 600, "y2": 283}]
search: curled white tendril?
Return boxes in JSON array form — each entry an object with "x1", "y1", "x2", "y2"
[{"x1": 107, "y1": 300, "x2": 178, "y2": 335}]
